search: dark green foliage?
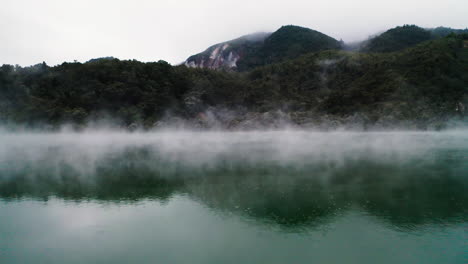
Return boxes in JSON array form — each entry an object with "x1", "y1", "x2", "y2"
[
  {"x1": 238, "y1": 25, "x2": 342, "y2": 70},
  {"x1": 246, "y1": 35, "x2": 467, "y2": 123},
  {"x1": 0, "y1": 59, "x2": 189, "y2": 127},
  {"x1": 185, "y1": 25, "x2": 342, "y2": 72},
  {"x1": 430, "y1": 27, "x2": 468, "y2": 38},
  {"x1": 185, "y1": 32, "x2": 270, "y2": 71},
  {"x1": 362, "y1": 25, "x2": 432, "y2": 53},
  {"x1": 0, "y1": 33, "x2": 466, "y2": 129},
  {"x1": 261, "y1": 25, "x2": 342, "y2": 63}
]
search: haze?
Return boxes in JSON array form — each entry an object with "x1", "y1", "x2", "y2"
[
  {"x1": 1, "y1": 130, "x2": 466, "y2": 180},
  {"x1": 1, "y1": 0, "x2": 467, "y2": 66}
]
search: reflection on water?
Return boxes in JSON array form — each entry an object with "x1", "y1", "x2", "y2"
[{"x1": 0, "y1": 131, "x2": 467, "y2": 263}]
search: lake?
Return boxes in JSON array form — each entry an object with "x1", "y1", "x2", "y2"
[{"x1": 0, "y1": 131, "x2": 467, "y2": 263}]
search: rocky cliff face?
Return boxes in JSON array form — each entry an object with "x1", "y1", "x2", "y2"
[
  {"x1": 184, "y1": 26, "x2": 343, "y2": 71},
  {"x1": 185, "y1": 43, "x2": 241, "y2": 69},
  {"x1": 185, "y1": 25, "x2": 468, "y2": 71},
  {"x1": 184, "y1": 32, "x2": 270, "y2": 70}
]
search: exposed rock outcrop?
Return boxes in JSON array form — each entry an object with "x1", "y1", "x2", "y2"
[{"x1": 184, "y1": 32, "x2": 270, "y2": 70}]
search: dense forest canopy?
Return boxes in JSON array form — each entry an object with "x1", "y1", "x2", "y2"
[
  {"x1": 361, "y1": 25, "x2": 433, "y2": 53},
  {"x1": 185, "y1": 25, "x2": 343, "y2": 71},
  {"x1": 1, "y1": 26, "x2": 467, "y2": 130},
  {"x1": 237, "y1": 25, "x2": 343, "y2": 70}
]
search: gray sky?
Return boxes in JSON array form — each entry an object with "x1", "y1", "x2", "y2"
[{"x1": 1, "y1": 0, "x2": 467, "y2": 66}]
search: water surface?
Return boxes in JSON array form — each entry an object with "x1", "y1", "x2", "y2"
[{"x1": 1, "y1": 131, "x2": 467, "y2": 263}]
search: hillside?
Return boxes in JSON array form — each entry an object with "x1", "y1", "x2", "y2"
[
  {"x1": 361, "y1": 25, "x2": 432, "y2": 53},
  {"x1": 360, "y1": 25, "x2": 468, "y2": 53},
  {"x1": 243, "y1": 35, "x2": 468, "y2": 128},
  {"x1": 430, "y1": 27, "x2": 468, "y2": 38},
  {"x1": 185, "y1": 24, "x2": 468, "y2": 71},
  {"x1": 1, "y1": 30, "x2": 467, "y2": 130},
  {"x1": 184, "y1": 32, "x2": 270, "y2": 70},
  {"x1": 185, "y1": 25, "x2": 342, "y2": 71}
]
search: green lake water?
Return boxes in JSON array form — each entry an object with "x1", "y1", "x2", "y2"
[{"x1": 0, "y1": 131, "x2": 467, "y2": 263}]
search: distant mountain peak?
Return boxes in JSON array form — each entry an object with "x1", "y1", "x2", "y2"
[
  {"x1": 184, "y1": 25, "x2": 341, "y2": 71},
  {"x1": 184, "y1": 32, "x2": 271, "y2": 70},
  {"x1": 360, "y1": 25, "x2": 432, "y2": 53},
  {"x1": 86, "y1": 56, "x2": 116, "y2": 63}
]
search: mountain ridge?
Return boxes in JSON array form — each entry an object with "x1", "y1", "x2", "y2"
[
  {"x1": 1, "y1": 25, "x2": 467, "y2": 130},
  {"x1": 185, "y1": 24, "x2": 468, "y2": 70},
  {"x1": 185, "y1": 25, "x2": 342, "y2": 71}
]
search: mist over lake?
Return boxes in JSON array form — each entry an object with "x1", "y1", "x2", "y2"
[
  {"x1": 2, "y1": 0, "x2": 468, "y2": 262},
  {"x1": 0, "y1": 130, "x2": 466, "y2": 263}
]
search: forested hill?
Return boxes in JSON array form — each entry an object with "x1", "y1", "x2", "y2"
[
  {"x1": 185, "y1": 25, "x2": 342, "y2": 71},
  {"x1": 360, "y1": 25, "x2": 468, "y2": 53},
  {"x1": 0, "y1": 31, "x2": 467, "y2": 130},
  {"x1": 360, "y1": 25, "x2": 433, "y2": 53},
  {"x1": 185, "y1": 24, "x2": 468, "y2": 71}
]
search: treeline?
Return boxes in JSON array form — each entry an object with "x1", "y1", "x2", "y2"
[
  {"x1": 237, "y1": 25, "x2": 342, "y2": 70},
  {"x1": 1, "y1": 34, "x2": 467, "y2": 129},
  {"x1": 0, "y1": 60, "x2": 189, "y2": 126},
  {"x1": 361, "y1": 25, "x2": 468, "y2": 53}
]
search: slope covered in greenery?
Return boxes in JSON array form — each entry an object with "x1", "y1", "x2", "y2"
[
  {"x1": 237, "y1": 25, "x2": 342, "y2": 70},
  {"x1": 430, "y1": 27, "x2": 468, "y2": 38},
  {"x1": 1, "y1": 34, "x2": 467, "y2": 130},
  {"x1": 184, "y1": 32, "x2": 270, "y2": 70},
  {"x1": 0, "y1": 60, "x2": 189, "y2": 126},
  {"x1": 361, "y1": 25, "x2": 433, "y2": 53},
  {"x1": 185, "y1": 25, "x2": 342, "y2": 71},
  {"x1": 245, "y1": 35, "x2": 467, "y2": 127}
]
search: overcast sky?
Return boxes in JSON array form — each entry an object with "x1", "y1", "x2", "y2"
[{"x1": 1, "y1": 0, "x2": 467, "y2": 66}]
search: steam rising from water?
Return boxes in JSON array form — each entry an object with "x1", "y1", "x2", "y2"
[
  {"x1": 1, "y1": 130, "x2": 464, "y2": 179},
  {"x1": 0, "y1": 130, "x2": 467, "y2": 228}
]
